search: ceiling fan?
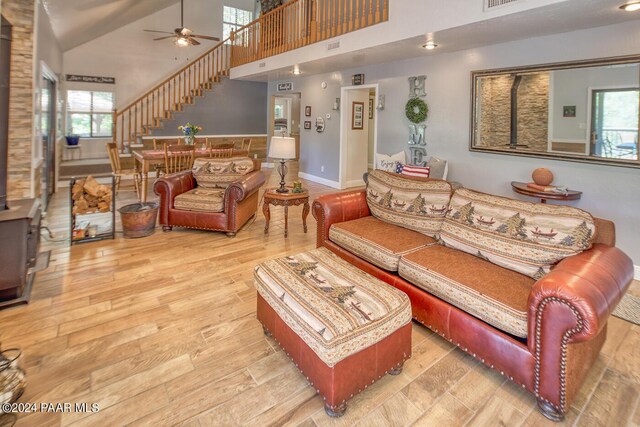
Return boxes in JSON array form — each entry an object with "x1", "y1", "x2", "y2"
[{"x1": 144, "y1": 0, "x2": 220, "y2": 47}]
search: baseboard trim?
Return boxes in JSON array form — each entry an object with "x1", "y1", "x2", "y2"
[
  {"x1": 298, "y1": 172, "x2": 340, "y2": 189},
  {"x1": 635, "y1": 265, "x2": 640, "y2": 281}
]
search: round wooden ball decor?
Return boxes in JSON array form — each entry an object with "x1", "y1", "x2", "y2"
[{"x1": 532, "y1": 168, "x2": 554, "y2": 186}]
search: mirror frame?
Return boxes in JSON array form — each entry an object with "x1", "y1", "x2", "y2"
[{"x1": 469, "y1": 54, "x2": 640, "y2": 169}]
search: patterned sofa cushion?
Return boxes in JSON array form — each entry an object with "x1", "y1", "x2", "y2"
[
  {"x1": 399, "y1": 245, "x2": 535, "y2": 338},
  {"x1": 174, "y1": 188, "x2": 224, "y2": 212},
  {"x1": 193, "y1": 157, "x2": 254, "y2": 188},
  {"x1": 440, "y1": 188, "x2": 596, "y2": 280},
  {"x1": 366, "y1": 170, "x2": 453, "y2": 238},
  {"x1": 254, "y1": 247, "x2": 412, "y2": 367},
  {"x1": 329, "y1": 216, "x2": 437, "y2": 271}
]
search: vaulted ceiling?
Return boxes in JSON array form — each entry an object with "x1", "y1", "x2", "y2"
[{"x1": 43, "y1": 0, "x2": 181, "y2": 51}]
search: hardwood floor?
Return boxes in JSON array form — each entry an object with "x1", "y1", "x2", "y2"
[{"x1": 3, "y1": 165, "x2": 639, "y2": 426}]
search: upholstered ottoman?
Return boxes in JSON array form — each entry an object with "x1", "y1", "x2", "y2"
[{"x1": 254, "y1": 247, "x2": 412, "y2": 417}]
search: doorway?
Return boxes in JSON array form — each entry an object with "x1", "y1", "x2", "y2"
[
  {"x1": 589, "y1": 88, "x2": 639, "y2": 160},
  {"x1": 339, "y1": 84, "x2": 378, "y2": 189},
  {"x1": 40, "y1": 67, "x2": 58, "y2": 210},
  {"x1": 270, "y1": 93, "x2": 301, "y2": 159}
]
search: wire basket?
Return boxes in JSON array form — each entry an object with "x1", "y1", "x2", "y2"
[{"x1": 0, "y1": 349, "x2": 26, "y2": 414}]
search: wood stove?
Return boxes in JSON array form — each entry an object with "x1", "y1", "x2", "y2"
[{"x1": 0, "y1": 15, "x2": 42, "y2": 308}]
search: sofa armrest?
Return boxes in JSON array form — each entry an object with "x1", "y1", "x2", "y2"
[
  {"x1": 528, "y1": 243, "x2": 634, "y2": 346},
  {"x1": 312, "y1": 189, "x2": 371, "y2": 248},
  {"x1": 153, "y1": 170, "x2": 196, "y2": 224},
  {"x1": 225, "y1": 171, "x2": 266, "y2": 204}
]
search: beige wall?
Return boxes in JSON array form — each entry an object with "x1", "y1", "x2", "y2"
[{"x1": 3, "y1": 0, "x2": 34, "y2": 200}]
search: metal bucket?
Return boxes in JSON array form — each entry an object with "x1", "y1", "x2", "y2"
[{"x1": 118, "y1": 203, "x2": 158, "y2": 238}]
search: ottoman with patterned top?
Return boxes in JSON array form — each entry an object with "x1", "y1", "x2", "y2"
[{"x1": 254, "y1": 247, "x2": 412, "y2": 417}]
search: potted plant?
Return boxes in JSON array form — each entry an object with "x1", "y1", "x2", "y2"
[{"x1": 178, "y1": 122, "x2": 202, "y2": 145}]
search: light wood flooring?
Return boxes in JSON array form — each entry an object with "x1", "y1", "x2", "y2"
[{"x1": 3, "y1": 165, "x2": 640, "y2": 426}]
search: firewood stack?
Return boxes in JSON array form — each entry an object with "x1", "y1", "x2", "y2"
[{"x1": 72, "y1": 176, "x2": 112, "y2": 215}]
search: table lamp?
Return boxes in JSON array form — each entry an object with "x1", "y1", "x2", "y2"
[{"x1": 268, "y1": 136, "x2": 296, "y2": 193}]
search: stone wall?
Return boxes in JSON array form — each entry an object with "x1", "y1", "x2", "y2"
[
  {"x1": 3, "y1": 0, "x2": 34, "y2": 200},
  {"x1": 476, "y1": 72, "x2": 549, "y2": 151}
]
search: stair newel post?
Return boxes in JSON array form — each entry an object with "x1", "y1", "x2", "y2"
[
  {"x1": 382, "y1": 0, "x2": 387, "y2": 21},
  {"x1": 134, "y1": 103, "x2": 138, "y2": 143},
  {"x1": 112, "y1": 109, "x2": 118, "y2": 151}
]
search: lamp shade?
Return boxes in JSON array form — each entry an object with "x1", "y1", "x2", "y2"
[{"x1": 268, "y1": 136, "x2": 296, "y2": 159}]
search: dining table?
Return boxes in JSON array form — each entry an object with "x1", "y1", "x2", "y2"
[{"x1": 133, "y1": 148, "x2": 248, "y2": 202}]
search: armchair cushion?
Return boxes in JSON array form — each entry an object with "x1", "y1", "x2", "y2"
[
  {"x1": 399, "y1": 244, "x2": 535, "y2": 338},
  {"x1": 366, "y1": 170, "x2": 452, "y2": 238},
  {"x1": 329, "y1": 216, "x2": 436, "y2": 271},
  {"x1": 441, "y1": 188, "x2": 596, "y2": 280},
  {"x1": 193, "y1": 157, "x2": 255, "y2": 189},
  {"x1": 174, "y1": 188, "x2": 225, "y2": 213}
]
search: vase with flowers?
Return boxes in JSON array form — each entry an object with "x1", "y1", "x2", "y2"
[{"x1": 178, "y1": 122, "x2": 202, "y2": 145}]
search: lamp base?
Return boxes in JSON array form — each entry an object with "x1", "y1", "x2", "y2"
[{"x1": 276, "y1": 160, "x2": 289, "y2": 194}]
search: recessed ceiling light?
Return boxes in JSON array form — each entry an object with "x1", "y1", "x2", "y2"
[
  {"x1": 293, "y1": 66, "x2": 301, "y2": 75},
  {"x1": 422, "y1": 41, "x2": 438, "y2": 50},
  {"x1": 620, "y1": 1, "x2": 640, "y2": 11}
]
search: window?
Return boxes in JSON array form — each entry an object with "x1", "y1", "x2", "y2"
[
  {"x1": 66, "y1": 90, "x2": 114, "y2": 138},
  {"x1": 223, "y1": 6, "x2": 253, "y2": 42}
]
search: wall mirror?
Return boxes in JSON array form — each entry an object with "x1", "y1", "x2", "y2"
[{"x1": 470, "y1": 55, "x2": 640, "y2": 168}]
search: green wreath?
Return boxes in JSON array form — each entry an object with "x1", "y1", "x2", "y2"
[{"x1": 405, "y1": 98, "x2": 428, "y2": 123}]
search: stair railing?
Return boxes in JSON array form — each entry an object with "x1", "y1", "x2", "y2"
[
  {"x1": 112, "y1": 37, "x2": 231, "y2": 152},
  {"x1": 230, "y1": 0, "x2": 389, "y2": 68}
]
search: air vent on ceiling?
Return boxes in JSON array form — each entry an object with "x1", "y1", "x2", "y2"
[
  {"x1": 259, "y1": 62, "x2": 266, "y2": 68},
  {"x1": 327, "y1": 40, "x2": 340, "y2": 51},
  {"x1": 484, "y1": 0, "x2": 520, "y2": 11}
]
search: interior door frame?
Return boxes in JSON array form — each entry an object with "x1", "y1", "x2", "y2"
[
  {"x1": 339, "y1": 83, "x2": 378, "y2": 189},
  {"x1": 586, "y1": 85, "x2": 635, "y2": 157},
  {"x1": 39, "y1": 61, "x2": 59, "y2": 209}
]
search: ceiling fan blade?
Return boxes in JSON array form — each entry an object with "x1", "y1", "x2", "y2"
[
  {"x1": 153, "y1": 36, "x2": 175, "y2": 41},
  {"x1": 188, "y1": 38, "x2": 201, "y2": 46},
  {"x1": 190, "y1": 35, "x2": 220, "y2": 41},
  {"x1": 144, "y1": 30, "x2": 174, "y2": 34}
]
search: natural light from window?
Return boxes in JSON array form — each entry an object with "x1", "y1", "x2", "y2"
[
  {"x1": 67, "y1": 90, "x2": 114, "y2": 138},
  {"x1": 223, "y1": 6, "x2": 253, "y2": 42}
]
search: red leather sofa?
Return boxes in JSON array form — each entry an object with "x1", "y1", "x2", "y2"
[{"x1": 312, "y1": 182, "x2": 633, "y2": 421}]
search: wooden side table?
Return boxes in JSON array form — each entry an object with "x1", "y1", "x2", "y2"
[
  {"x1": 263, "y1": 188, "x2": 310, "y2": 238},
  {"x1": 511, "y1": 181, "x2": 582, "y2": 203}
]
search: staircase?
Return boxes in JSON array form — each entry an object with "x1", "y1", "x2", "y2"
[{"x1": 113, "y1": 40, "x2": 231, "y2": 152}]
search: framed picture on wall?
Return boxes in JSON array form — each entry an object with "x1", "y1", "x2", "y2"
[
  {"x1": 304, "y1": 121, "x2": 311, "y2": 130},
  {"x1": 305, "y1": 106, "x2": 311, "y2": 117},
  {"x1": 352, "y1": 102, "x2": 364, "y2": 130},
  {"x1": 369, "y1": 99, "x2": 374, "y2": 119}
]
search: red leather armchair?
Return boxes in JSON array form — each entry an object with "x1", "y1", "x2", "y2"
[
  {"x1": 312, "y1": 189, "x2": 634, "y2": 421},
  {"x1": 154, "y1": 160, "x2": 265, "y2": 236}
]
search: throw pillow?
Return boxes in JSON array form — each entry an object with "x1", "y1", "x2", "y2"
[
  {"x1": 440, "y1": 188, "x2": 596, "y2": 280},
  {"x1": 427, "y1": 156, "x2": 448, "y2": 180},
  {"x1": 396, "y1": 163, "x2": 430, "y2": 178},
  {"x1": 375, "y1": 151, "x2": 406, "y2": 172},
  {"x1": 366, "y1": 170, "x2": 452, "y2": 237}
]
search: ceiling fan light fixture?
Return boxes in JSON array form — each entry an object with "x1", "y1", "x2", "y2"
[
  {"x1": 175, "y1": 37, "x2": 189, "y2": 47},
  {"x1": 619, "y1": 1, "x2": 640, "y2": 11}
]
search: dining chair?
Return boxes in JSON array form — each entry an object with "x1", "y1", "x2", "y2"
[
  {"x1": 153, "y1": 139, "x2": 179, "y2": 177},
  {"x1": 106, "y1": 142, "x2": 140, "y2": 197},
  {"x1": 209, "y1": 148, "x2": 234, "y2": 159},
  {"x1": 241, "y1": 138, "x2": 252, "y2": 152},
  {"x1": 164, "y1": 144, "x2": 196, "y2": 174}
]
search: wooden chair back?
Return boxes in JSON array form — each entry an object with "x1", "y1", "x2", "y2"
[
  {"x1": 153, "y1": 138, "x2": 179, "y2": 150},
  {"x1": 164, "y1": 144, "x2": 195, "y2": 174},
  {"x1": 106, "y1": 142, "x2": 121, "y2": 173},
  {"x1": 209, "y1": 148, "x2": 234, "y2": 159},
  {"x1": 241, "y1": 138, "x2": 252, "y2": 152}
]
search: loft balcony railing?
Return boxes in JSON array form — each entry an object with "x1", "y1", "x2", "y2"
[{"x1": 230, "y1": 0, "x2": 389, "y2": 67}]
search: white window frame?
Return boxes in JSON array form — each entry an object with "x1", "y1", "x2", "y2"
[
  {"x1": 66, "y1": 90, "x2": 115, "y2": 138},
  {"x1": 223, "y1": 5, "x2": 253, "y2": 43}
]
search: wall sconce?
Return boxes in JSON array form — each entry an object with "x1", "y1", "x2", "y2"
[
  {"x1": 332, "y1": 97, "x2": 340, "y2": 111},
  {"x1": 376, "y1": 94, "x2": 385, "y2": 110}
]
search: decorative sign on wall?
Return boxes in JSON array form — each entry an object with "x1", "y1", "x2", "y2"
[
  {"x1": 304, "y1": 121, "x2": 311, "y2": 130},
  {"x1": 66, "y1": 74, "x2": 116, "y2": 84},
  {"x1": 352, "y1": 74, "x2": 365, "y2": 85},
  {"x1": 315, "y1": 117, "x2": 325, "y2": 133},
  {"x1": 277, "y1": 82, "x2": 293, "y2": 92},
  {"x1": 408, "y1": 76, "x2": 426, "y2": 98}
]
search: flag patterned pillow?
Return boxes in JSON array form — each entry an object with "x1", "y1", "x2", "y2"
[{"x1": 396, "y1": 163, "x2": 430, "y2": 178}]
